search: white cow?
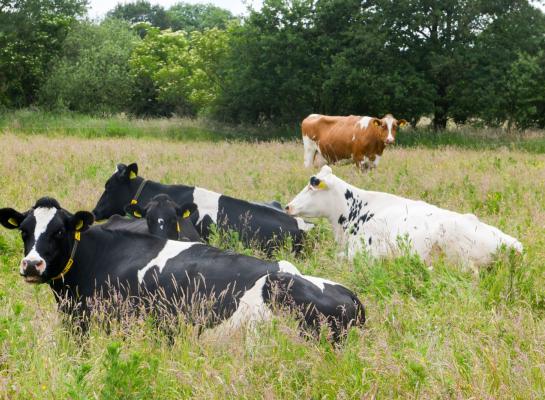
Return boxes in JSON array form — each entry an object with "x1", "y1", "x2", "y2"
[{"x1": 286, "y1": 166, "x2": 523, "y2": 268}]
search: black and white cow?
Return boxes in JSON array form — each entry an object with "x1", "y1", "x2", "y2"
[
  {"x1": 0, "y1": 197, "x2": 365, "y2": 341},
  {"x1": 124, "y1": 194, "x2": 202, "y2": 241},
  {"x1": 286, "y1": 166, "x2": 523, "y2": 269},
  {"x1": 92, "y1": 163, "x2": 313, "y2": 254}
]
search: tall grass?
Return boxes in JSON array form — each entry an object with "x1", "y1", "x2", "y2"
[
  {"x1": 0, "y1": 129, "x2": 544, "y2": 398},
  {"x1": 2, "y1": 109, "x2": 545, "y2": 152}
]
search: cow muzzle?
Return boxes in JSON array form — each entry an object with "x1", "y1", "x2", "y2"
[{"x1": 20, "y1": 258, "x2": 46, "y2": 283}]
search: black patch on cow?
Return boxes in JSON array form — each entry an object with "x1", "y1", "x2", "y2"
[
  {"x1": 338, "y1": 191, "x2": 374, "y2": 236},
  {"x1": 368, "y1": 237, "x2": 372, "y2": 245}
]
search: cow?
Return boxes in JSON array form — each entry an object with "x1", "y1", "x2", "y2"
[
  {"x1": 0, "y1": 197, "x2": 365, "y2": 341},
  {"x1": 302, "y1": 114, "x2": 407, "y2": 172},
  {"x1": 92, "y1": 163, "x2": 314, "y2": 255},
  {"x1": 286, "y1": 166, "x2": 523, "y2": 269},
  {"x1": 124, "y1": 194, "x2": 202, "y2": 242}
]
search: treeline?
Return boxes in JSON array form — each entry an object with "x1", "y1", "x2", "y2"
[{"x1": 2, "y1": 0, "x2": 545, "y2": 130}]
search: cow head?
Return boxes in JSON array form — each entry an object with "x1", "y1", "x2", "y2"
[
  {"x1": 285, "y1": 166, "x2": 339, "y2": 218},
  {"x1": 372, "y1": 114, "x2": 407, "y2": 145},
  {"x1": 125, "y1": 194, "x2": 201, "y2": 242},
  {"x1": 93, "y1": 163, "x2": 140, "y2": 220},
  {"x1": 0, "y1": 198, "x2": 94, "y2": 284}
]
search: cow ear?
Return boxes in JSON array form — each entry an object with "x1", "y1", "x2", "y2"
[
  {"x1": 0, "y1": 208, "x2": 26, "y2": 230},
  {"x1": 125, "y1": 203, "x2": 146, "y2": 219},
  {"x1": 118, "y1": 163, "x2": 138, "y2": 180},
  {"x1": 372, "y1": 119, "x2": 381, "y2": 127},
  {"x1": 398, "y1": 119, "x2": 408, "y2": 128},
  {"x1": 69, "y1": 211, "x2": 94, "y2": 232},
  {"x1": 127, "y1": 163, "x2": 138, "y2": 180},
  {"x1": 177, "y1": 203, "x2": 198, "y2": 223}
]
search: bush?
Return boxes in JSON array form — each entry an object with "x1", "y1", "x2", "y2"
[{"x1": 39, "y1": 20, "x2": 140, "y2": 114}]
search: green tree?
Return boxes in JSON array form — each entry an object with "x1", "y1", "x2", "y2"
[
  {"x1": 39, "y1": 20, "x2": 140, "y2": 114},
  {"x1": 107, "y1": 1, "x2": 170, "y2": 30},
  {"x1": 129, "y1": 27, "x2": 195, "y2": 116},
  {"x1": 0, "y1": 0, "x2": 87, "y2": 107},
  {"x1": 215, "y1": 0, "x2": 320, "y2": 123},
  {"x1": 167, "y1": 2, "x2": 235, "y2": 32}
]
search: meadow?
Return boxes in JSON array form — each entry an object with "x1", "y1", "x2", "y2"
[{"x1": 0, "y1": 116, "x2": 544, "y2": 399}]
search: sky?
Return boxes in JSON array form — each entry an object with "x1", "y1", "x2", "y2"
[{"x1": 87, "y1": 0, "x2": 262, "y2": 18}]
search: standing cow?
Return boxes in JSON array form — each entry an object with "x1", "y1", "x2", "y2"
[
  {"x1": 286, "y1": 166, "x2": 523, "y2": 269},
  {"x1": 92, "y1": 163, "x2": 313, "y2": 255},
  {"x1": 0, "y1": 197, "x2": 365, "y2": 341},
  {"x1": 302, "y1": 114, "x2": 407, "y2": 172}
]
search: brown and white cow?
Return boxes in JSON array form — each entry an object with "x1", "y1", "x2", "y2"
[{"x1": 301, "y1": 114, "x2": 407, "y2": 172}]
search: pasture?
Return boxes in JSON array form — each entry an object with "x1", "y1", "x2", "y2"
[{"x1": 0, "y1": 126, "x2": 544, "y2": 399}]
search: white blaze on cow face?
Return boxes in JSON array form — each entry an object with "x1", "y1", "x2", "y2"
[
  {"x1": 192, "y1": 187, "x2": 221, "y2": 224},
  {"x1": 157, "y1": 218, "x2": 165, "y2": 231},
  {"x1": 384, "y1": 115, "x2": 395, "y2": 144},
  {"x1": 21, "y1": 207, "x2": 57, "y2": 276},
  {"x1": 286, "y1": 166, "x2": 341, "y2": 219},
  {"x1": 137, "y1": 240, "x2": 196, "y2": 283}
]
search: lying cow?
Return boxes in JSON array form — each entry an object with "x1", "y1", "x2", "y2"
[
  {"x1": 93, "y1": 163, "x2": 313, "y2": 254},
  {"x1": 0, "y1": 197, "x2": 364, "y2": 341},
  {"x1": 125, "y1": 194, "x2": 202, "y2": 241},
  {"x1": 302, "y1": 114, "x2": 407, "y2": 172},
  {"x1": 286, "y1": 166, "x2": 523, "y2": 268}
]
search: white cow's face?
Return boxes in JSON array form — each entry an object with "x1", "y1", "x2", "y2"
[{"x1": 286, "y1": 166, "x2": 338, "y2": 218}]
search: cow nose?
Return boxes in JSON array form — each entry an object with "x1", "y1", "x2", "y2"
[
  {"x1": 21, "y1": 259, "x2": 45, "y2": 275},
  {"x1": 285, "y1": 205, "x2": 292, "y2": 214}
]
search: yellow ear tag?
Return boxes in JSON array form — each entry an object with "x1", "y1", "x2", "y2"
[
  {"x1": 8, "y1": 217, "x2": 18, "y2": 227},
  {"x1": 317, "y1": 181, "x2": 328, "y2": 190},
  {"x1": 130, "y1": 199, "x2": 138, "y2": 205},
  {"x1": 129, "y1": 171, "x2": 137, "y2": 179},
  {"x1": 176, "y1": 222, "x2": 181, "y2": 233},
  {"x1": 133, "y1": 211, "x2": 142, "y2": 218},
  {"x1": 182, "y1": 210, "x2": 191, "y2": 218},
  {"x1": 75, "y1": 220, "x2": 84, "y2": 231}
]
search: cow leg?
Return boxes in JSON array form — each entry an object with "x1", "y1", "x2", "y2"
[
  {"x1": 303, "y1": 136, "x2": 318, "y2": 168},
  {"x1": 313, "y1": 152, "x2": 328, "y2": 168}
]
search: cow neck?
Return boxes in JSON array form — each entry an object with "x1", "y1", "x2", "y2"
[
  {"x1": 131, "y1": 178, "x2": 195, "y2": 207},
  {"x1": 50, "y1": 231, "x2": 81, "y2": 282},
  {"x1": 130, "y1": 178, "x2": 148, "y2": 206}
]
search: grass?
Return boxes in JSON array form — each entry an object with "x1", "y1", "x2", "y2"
[
  {"x1": 0, "y1": 118, "x2": 544, "y2": 398},
  {"x1": 2, "y1": 109, "x2": 545, "y2": 152}
]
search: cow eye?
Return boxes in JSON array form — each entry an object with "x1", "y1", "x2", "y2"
[{"x1": 310, "y1": 177, "x2": 320, "y2": 187}]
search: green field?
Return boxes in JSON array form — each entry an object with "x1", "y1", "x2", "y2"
[{"x1": 0, "y1": 121, "x2": 544, "y2": 399}]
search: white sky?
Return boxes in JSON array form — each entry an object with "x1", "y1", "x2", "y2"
[
  {"x1": 88, "y1": 0, "x2": 544, "y2": 20},
  {"x1": 87, "y1": 0, "x2": 263, "y2": 18}
]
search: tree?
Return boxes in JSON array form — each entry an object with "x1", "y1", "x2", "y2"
[
  {"x1": 107, "y1": 1, "x2": 170, "y2": 30},
  {"x1": 0, "y1": 0, "x2": 87, "y2": 107},
  {"x1": 129, "y1": 27, "x2": 195, "y2": 116},
  {"x1": 167, "y1": 2, "x2": 235, "y2": 32},
  {"x1": 371, "y1": 0, "x2": 544, "y2": 130},
  {"x1": 39, "y1": 20, "x2": 140, "y2": 114}
]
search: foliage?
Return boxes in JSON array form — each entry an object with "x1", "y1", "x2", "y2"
[
  {"x1": 167, "y1": 2, "x2": 235, "y2": 32},
  {"x1": 39, "y1": 20, "x2": 140, "y2": 114},
  {"x1": 0, "y1": 0, "x2": 87, "y2": 107}
]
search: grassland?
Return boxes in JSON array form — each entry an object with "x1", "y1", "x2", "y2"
[{"x1": 0, "y1": 117, "x2": 544, "y2": 399}]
